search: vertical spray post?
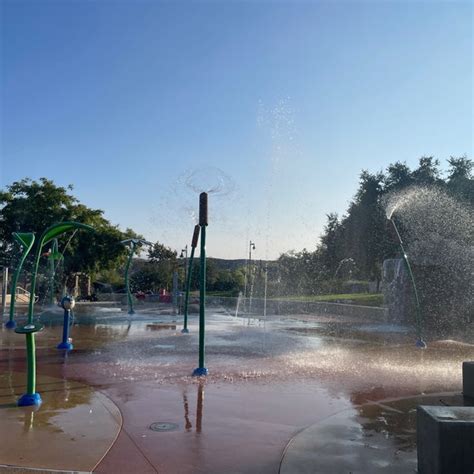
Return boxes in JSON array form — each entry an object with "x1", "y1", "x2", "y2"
[
  {"x1": 193, "y1": 192, "x2": 208, "y2": 376},
  {"x1": 57, "y1": 296, "x2": 75, "y2": 350},
  {"x1": 182, "y1": 225, "x2": 200, "y2": 333}
]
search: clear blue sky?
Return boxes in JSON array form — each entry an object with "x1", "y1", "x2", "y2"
[{"x1": 1, "y1": 0, "x2": 472, "y2": 259}]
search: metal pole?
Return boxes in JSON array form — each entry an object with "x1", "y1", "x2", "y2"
[
  {"x1": 172, "y1": 270, "x2": 179, "y2": 308},
  {"x1": 57, "y1": 309, "x2": 73, "y2": 350},
  {"x1": 198, "y1": 225, "x2": 206, "y2": 368},
  {"x1": 124, "y1": 243, "x2": 135, "y2": 315},
  {"x1": 193, "y1": 192, "x2": 208, "y2": 376}
]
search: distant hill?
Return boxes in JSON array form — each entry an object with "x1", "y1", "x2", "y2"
[{"x1": 132, "y1": 256, "x2": 275, "y2": 271}]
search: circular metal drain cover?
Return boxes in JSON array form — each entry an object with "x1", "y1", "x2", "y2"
[{"x1": 149, "y1": 422, "x2": 179, "y2": 432}]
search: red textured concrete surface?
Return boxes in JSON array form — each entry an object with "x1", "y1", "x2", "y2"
[{"x1": 1, "y1": 306, "x2": 473, "y2": 473}]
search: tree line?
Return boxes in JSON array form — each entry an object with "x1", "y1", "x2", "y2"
[
  {"x1": 1, "y1": 156, "x2": 471, "y2": 300},
  {"x1": 272, "y1": 156, "x2": 473, "y2": 296}
]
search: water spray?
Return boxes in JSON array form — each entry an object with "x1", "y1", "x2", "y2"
[
  {"x1": 6, "y1": 232, "x2": 35, "y2": 329},
  {"x1": 15, "y1": 222, "x2": 94, "y2": 407},
  {"x1": 389, "y1": 217, "x2": 427, "y2": 349},
  {"x1": 47, "y1": 239, "x2": 61, "y2": 306},
  {"x1": 192, "y1": 192, "x2": 209, "y2": 376},
  {"x1": 182, "y1": 225, "x2": 200, "y2": 333},
  {"x1": 57, "y1": 296, "x2": 75, "y2": 350},
  {"x1": 121, "y1": 239, "x2": 153, "y2": 315}
]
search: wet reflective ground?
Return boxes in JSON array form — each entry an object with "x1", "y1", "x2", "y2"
[{"x1": 1, "y1": 302, "x2": 473, "y2": 473}]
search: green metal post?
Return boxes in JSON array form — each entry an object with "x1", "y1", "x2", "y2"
[
  {"x1": 198, "y1": 224, "x2": 206, "y2": 369},
  {"x1": 26, "y1": 333, "x2": 36, "y2": 394},
  {"x1": 193, "y1": 193, "x2": 208, "y2": 376},
  {"x1": 182, "y1": 225, "x2": 200, "y2": 334},
  {"x1": 124, "y1": 244, "x2": 135, "y2": 315},
  {"x1": 121, "y1": 239, "x2": 153, "y2": 316}
]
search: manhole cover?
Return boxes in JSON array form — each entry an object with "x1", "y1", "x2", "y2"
[{"x1": 149, "y1": 422, "x2": 179, "y2": 432}]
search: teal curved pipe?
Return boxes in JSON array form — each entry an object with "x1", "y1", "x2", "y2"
[
  {"x1": 121, "y1": 239, "x2": 153, "y2": 315},
  {"x1": 182, "y1": 225, "x2": 200, "y2": 333},
  {"x1": 16, "y1": 221, "x2": 94, "y2": 406}
]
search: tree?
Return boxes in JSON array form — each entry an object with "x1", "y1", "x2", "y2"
[
  {"x1": 446, "y1": 156, "x2": 473, "y2": 205},
  {"x1": 411, "y1": 156, "x2": 442, "y2": 186},
  {"x1": 0, "y1": 177, "x2": 139, "y2": 289}
]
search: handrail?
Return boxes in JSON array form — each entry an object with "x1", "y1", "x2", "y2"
[{"x1": 11, "y1": 287, "x2": 39, "y2": 302}]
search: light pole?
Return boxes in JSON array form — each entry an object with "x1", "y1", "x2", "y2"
[
  {"x1": 179, "y1": 244, "x2": 188, "y2": 312},
  {"x1": 244, "y1": 241, "x2": 256, "y2": 297},
  {"x1": 180, "y1": 246, "x2": 188, "y2": 300},
  {"x1": 248, "y1": 241, "x2": 256, "y2": 314}
]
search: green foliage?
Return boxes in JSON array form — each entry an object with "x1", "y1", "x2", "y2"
[
  {"x1": 274, "y1": 156, "x2": 473, "y2": 295},
  {"x1": 129, "y1": 244, "x2": 178, "y2": 292},
  {"x1": 0, "y1": 177, "x2": 139, "y2": 283}
]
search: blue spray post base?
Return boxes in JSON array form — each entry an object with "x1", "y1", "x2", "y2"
[
  {"x1": 128, "y1": 310, "x2": 135, "y2": 315},
  {"x1": 192, "y1": 367, "x2": 208, "y2": 377},
  {"x1": 5, "y1": 320, "x2": 17, "y2": 329},
  {"x1": 57, "y1": 341, "x2": 73, "y2": 350},
  {"x1": 18, "y1": 392, "x2": 42, "y2": 407},
  {"x1": 416, "y1": 338, "x2": 427, "y2": 349},
  {"x1": 181, "y1": 328, "x2": 189, "y2": 334}
]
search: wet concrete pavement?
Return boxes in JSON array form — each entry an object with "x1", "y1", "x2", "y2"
[{"x1": 1, "y1": 303, "x2": 473, "y2": 472}]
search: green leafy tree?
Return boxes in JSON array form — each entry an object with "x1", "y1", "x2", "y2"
[{"x1": 0, "y1": 177, "x2": 139, "y2": 288}]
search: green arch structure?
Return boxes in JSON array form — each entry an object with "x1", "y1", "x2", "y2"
[
  {"x1": 121, "y1": 239, "x2": 153, "y2": 315},
  {"x1": 16, "y1": 222, "x2": 94, "y2": 407},
  {"x1": 6, "y1": 232, "x2": 36, "y2": 330}
]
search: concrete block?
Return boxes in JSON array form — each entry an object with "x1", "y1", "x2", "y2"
[
  {"x1": 417, "y1": 405, "x2": 474, "y2": 474},
  {"x1": 463, "y1": 361, "x2": 474, "y2": 399}
]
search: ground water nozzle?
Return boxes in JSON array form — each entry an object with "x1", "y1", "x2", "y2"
[
  {"x1": 57, "y1": 296, "x2": 75, "y2": 350},
  {"x1": 416, "y1": 338, "x2": 427, "y2": 349},
  {"x1": 199, "y1": 192, "x2": 208, "y2": 226}
]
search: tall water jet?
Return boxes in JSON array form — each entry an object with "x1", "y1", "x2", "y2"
[
  {"x1": 6, "y1": 232, "x2": 35, "y2": 329},
  {"x1": 46, "y1": 238, "x2": 62, "y2": 305},
  {"x1": 182, "y1": 224, "x2": 200, "y2": 334},
  {"x1": 121, "y1": 238, "x2": 153, "y2": 315},
  {"x1": 193, "y1": 192, "x2": 209, "y2": 376},
  {"x1": 385, "y1": 186, "x2": 473, "y2": 341},
  {"x1": 388, "y1": 215, "x2": 426, "y2": 348},
  {"x1": 15, "y1": 222, "x2": 93, "y2": 407}
]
